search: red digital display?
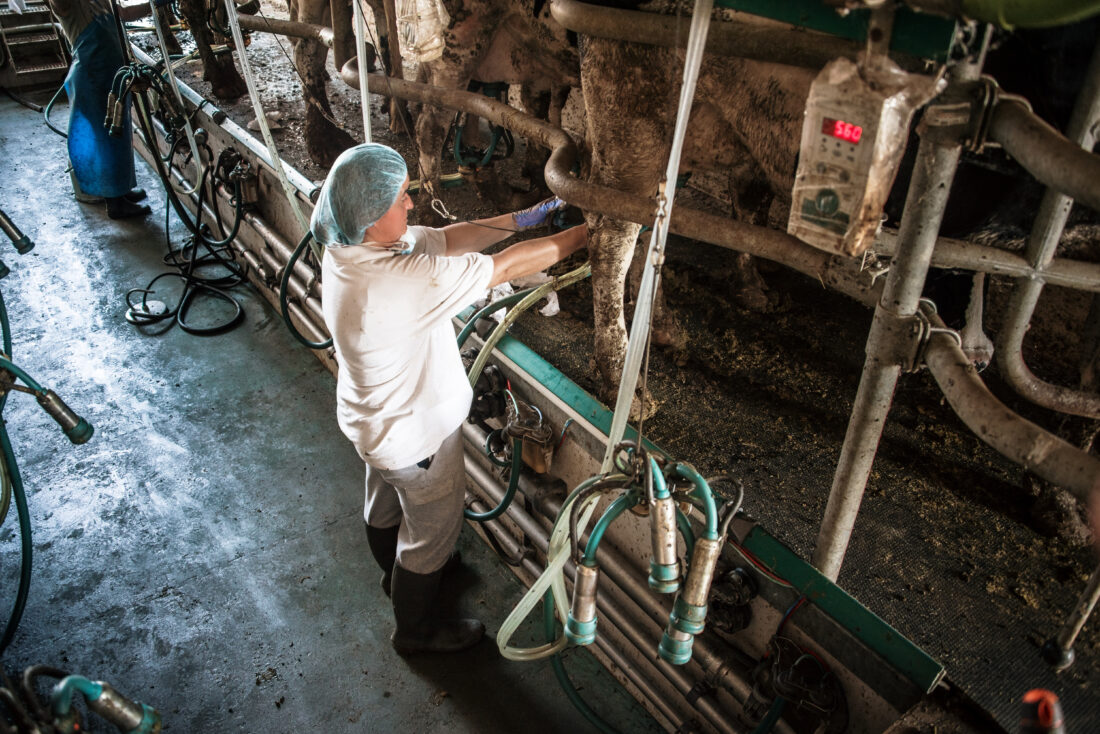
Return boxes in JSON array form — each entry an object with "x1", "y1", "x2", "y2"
[{"x1": 822, "y1": 117, "x2": 863, "y2": 144}]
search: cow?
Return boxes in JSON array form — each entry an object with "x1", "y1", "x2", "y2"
[
  {"x1": 578, "y1": 31, "x2": 816, "y2": 415},
  {"x1": 410, "y1": 0, "x2": 579, "y2": 217}
]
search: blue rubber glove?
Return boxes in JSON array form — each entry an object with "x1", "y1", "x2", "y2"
[{"x1": 512, "y1": 196, "x2": 567, "y2": 230}]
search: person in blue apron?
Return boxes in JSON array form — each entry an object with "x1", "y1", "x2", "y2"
[{"x1": 49, "y1": 0, "x2": 156, "y2": 218}]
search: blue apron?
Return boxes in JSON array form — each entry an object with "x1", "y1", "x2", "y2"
[{"x1": 65, "y1": 13, "x2": 135, "y2": 199}]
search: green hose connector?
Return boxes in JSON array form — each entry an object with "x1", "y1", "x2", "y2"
[
  {"x1": 647, "y1": 456, "x2": 682, "y2": 593},
  {"x1": 37, "y1": 390, "x2": 93, "y2": 445},
  {"x1": 544, "y1": 591, "x2": 622, "y2": 734},
  {"x1": 648, "y1": 560, "x2": 681, "y2": 594},
  {"x1": 566, "y1": 492, "x2": 639, "y2": 647},
  {"x1": 669, "y1": 595, "x2": 708, "y2": 636},
  {"x1": 658, "y1": 627, "x2": 695, "y2": 666},
  {"x1": 52, "y1": 677, "x2": 161, "y2": 734},
  {"x1": 564, "y1": 616, "x2": 598, "y2": 645}
]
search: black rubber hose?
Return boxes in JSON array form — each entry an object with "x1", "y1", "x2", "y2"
[
  {"x1": 43, "y1": 83, "x2": 67, "y2": 138},
  {"x1": 279, "y1": 231, "x2": 331, "y2": 350},
  {"x1": 0, "y1": 421, "x2": 33, "y2": 655}
]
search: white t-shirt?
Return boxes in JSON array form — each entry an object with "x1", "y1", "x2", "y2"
[{"x1": 321, "y1": 226, "x2": 494, "y2": 470}]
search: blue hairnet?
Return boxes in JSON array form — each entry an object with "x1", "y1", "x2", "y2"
[{"x1": 310, "y1": 143, "x2": 408, "y2": 247}]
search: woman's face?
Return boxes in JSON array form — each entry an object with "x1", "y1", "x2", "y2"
[{"x1": 363, "y1": 176, "x2": 413, "y2": 245}]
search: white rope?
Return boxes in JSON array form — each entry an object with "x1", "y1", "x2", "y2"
[
  {"x1": 146, "y1": 0, "x2": 204, "y2": 194},
  {"x1": 601, "y1": 0, "x2": 713, "y2": 472},
  {"x1": 496, "y1": 0, "x2": 715, "y2": 661},
  {"x1": 223, "y1": 0, "x2": 311, "y2": 235},
  {"x1": 353, "y1": 0, "x2": 372, "y2": 142}
]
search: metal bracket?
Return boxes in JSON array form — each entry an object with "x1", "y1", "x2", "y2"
[
  {"x1": 922, "y1": 75, "x2": 1035, "y2": 153},
  {"x1": 871, "y1": 298, "x2": 961, "y2": 372},
  {"x1": 911, "y1": 299, "x2": 962, "y2": 371}
]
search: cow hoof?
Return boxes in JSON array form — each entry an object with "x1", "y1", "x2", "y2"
[
  {"x1": 1032, "y1": 489, "x2": 1092, "y2": 546},
  {"x1": 732, "y1": 285, "x2": 775, "y2": 314},
  {"x1": 630, "y1": 392, "x2": 660, "y2": 422},
  {"x1": 599, "y1": 384, "x2": 660, "y2": 422}
]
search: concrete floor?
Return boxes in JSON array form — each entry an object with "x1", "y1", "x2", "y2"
[{"x1": 0, "y1": 92, "x2": 661, "y2": 733}]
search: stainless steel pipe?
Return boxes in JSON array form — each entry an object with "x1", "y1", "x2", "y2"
[
  {"x1": 923, "y1": 322, "x2": 1100, "y2": 500},
  {"x1": 235, "y1": 14, "x2": 334, "y2": 47},
  {"x1": 989, "y1": 99, "x2": 1100, "y2": 215},
  {"x1": 550, "y1": 0, "x2": 865, "y2": 70},
  {"x1": 995, "y1": 39, "x2": 1100, "y2": 418},
  {"x1": 811, "y1": 58, "x2": 982, "y2": 581},
  {"x1": 874, "y1": 230, "x2": 1100, "y2": 293}
]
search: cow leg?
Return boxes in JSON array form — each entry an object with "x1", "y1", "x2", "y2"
[
  {"x1": 156, "y1": 6, "x2": 182, "y2": 56},
  {"x1": 625, "y1": 236, "x2": 681, "y2": 349},
  {"x1": 176, "y1": 0, "x2": 246, "y2": 100},
  {"x1": 588, "y1": 214, "x2": 657, "y2": 420},
  {"x1": 724, "y1": 158, "x2": 778, "y2": 313},
  {"x1": 414, "y1": 59, "x2": 477, "y2": 225},
  {"x1": 293, "y1": 0, "x2": 356, "y2": 166}
]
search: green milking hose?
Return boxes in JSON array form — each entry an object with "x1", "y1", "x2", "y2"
[
  {"x1": 671, "y1": 463, "x2": 719, "y2": 540},
  {"x1": 465, "y1": 436, "x2": 522, "y2": 522},
  {"x1": 582, "y1": 491, "x2": 640, "y2": 566},
  {"x1": 0, "y1": 417, "x2": 33, "y2": 654},
  {"x1": 456, "y1": 287, "x2": 538, "y2": 349},
  {"x1": 544, "y1": 590, "x2": 622, "y2": 734}
]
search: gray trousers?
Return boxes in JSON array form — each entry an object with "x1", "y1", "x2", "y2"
[{"x1": 364, "y1": 427, "x2": 465, "y2": 574}]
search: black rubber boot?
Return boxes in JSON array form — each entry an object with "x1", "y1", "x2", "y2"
[
  {"x1": 105, "y1": 196, "x2": 151, "y2": 219},
  {"x1": 390, "y1": 563, "x2": 483, "y2": 655},
  {"x1": 364, "y1": 522, "x2": 399, "y2": 596},
  {"x1": 365, "y1": 521, "x2": 462, "y2": 597}
]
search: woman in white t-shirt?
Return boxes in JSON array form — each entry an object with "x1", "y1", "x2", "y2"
[{"x1": 312, "y1": 143, "x2": 586, "y2": 655}]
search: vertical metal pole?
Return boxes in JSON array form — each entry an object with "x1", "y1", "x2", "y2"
[
  {"x1": 1054, "y1": 564, "x2": 1100, "y2": 653},
  {"x1": 811, "y1": 49, "x2": 987, "y2": 581}
]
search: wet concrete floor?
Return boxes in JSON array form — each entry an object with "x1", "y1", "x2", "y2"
[{"x1": 0, "y1": 92, "x2": 661, "y2": 732}]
